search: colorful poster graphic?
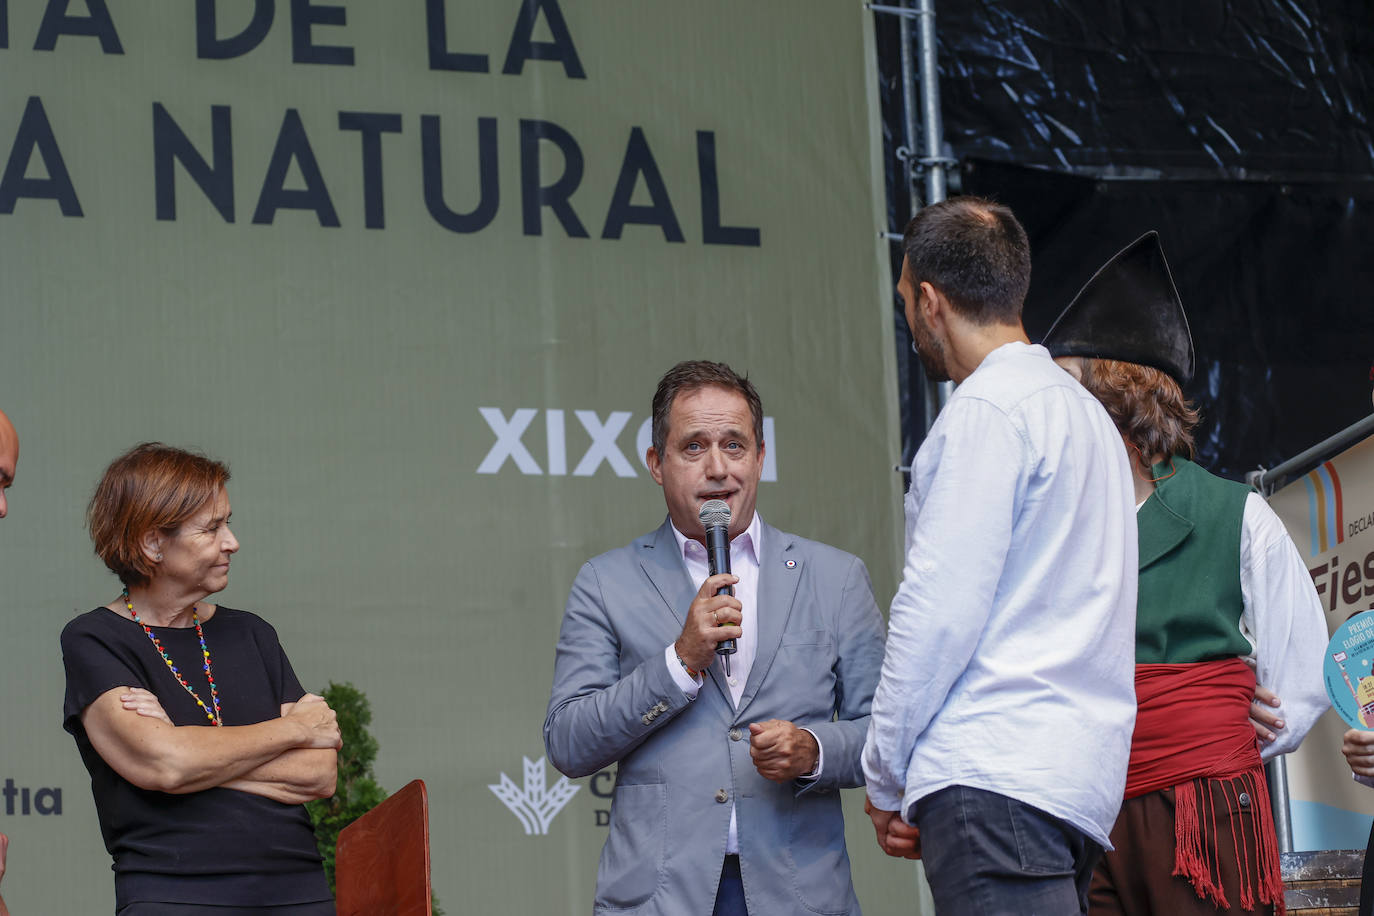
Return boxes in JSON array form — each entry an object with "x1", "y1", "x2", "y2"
[
  {"x1": 1325, "y1": 611, "x2": 1374, "y2": 729},
  {"x1": 1270, "y1": 432, "x2": 1374, "y2": 849}
]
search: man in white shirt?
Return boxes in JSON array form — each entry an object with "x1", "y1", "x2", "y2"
[
  {"x1": 545, "y1": 361, "x2": 887, "y2": 916},
  {"x1": 861, "y1": 198, "x2": 1139, "y2": 915}
]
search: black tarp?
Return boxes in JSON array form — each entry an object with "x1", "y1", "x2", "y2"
[{"x1": 875, "y1": 0, "x2": 1374, "y2": 479}]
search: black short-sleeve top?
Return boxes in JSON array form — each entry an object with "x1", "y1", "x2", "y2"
[{"x1": 60, "y1": 606, "x2": 332, "y2": 909}]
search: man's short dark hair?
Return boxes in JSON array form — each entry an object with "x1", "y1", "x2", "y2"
[
  {"x1": 651, "y1": 361, "x2": 763, "y2": 455},
  {"x1": 902, "y1": 196, "x2": 1031, "y2": 325}
]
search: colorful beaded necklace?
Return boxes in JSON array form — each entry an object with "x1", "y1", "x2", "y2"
[{"x1": 122, "y1": 588, "x2": 223, "y2": 726}]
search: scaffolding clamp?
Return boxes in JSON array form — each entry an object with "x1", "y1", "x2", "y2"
[{"x1": 866, "y1": 3, "x2": 934, "y2": 18}]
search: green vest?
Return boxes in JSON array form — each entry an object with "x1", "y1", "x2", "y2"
[{"x1": 1135, "y1": 456, "x2": 1253, "y2": 664}]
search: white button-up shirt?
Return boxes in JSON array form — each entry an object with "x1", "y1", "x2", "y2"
[
  {"x1": 1234, "y1": 492, "x2": 1330, "y2": 760},
  {"x1": 862, "y1": 342, "x2": 1139, "y2": 849}
]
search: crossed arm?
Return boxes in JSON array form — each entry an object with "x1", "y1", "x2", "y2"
[{"x1": 82, "y1": 687, "x2": 341, "y2": 804}]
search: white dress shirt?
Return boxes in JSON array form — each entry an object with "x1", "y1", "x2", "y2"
[
  {"x1": 862, "y1": 342, "x2": 1139, "y2": 849},
  {"x1": 1236, "y1": 492, "x2": 1330, "y2": 758},
  {"x1": 659, "y1": 512, "x2": 822, "y2": 854}
]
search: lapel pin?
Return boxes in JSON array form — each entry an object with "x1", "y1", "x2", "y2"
[{"x1": 785, "y1": 559, "x2": 797, "y2": 569}]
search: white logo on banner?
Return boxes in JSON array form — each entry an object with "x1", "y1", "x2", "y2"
[
  {"x1": 488, "y1": 756, "x2": 580, "y2": 835},
  {"x1": 476, "y1": 408, "x2": 778, "y2": 480}
]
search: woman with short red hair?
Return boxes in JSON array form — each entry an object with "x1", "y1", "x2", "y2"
[{"x1": 61, "y1": 443, "x2": 341, "y2": 915}]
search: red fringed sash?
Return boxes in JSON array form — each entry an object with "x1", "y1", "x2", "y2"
[{"x1": 1127, "y1": 658, "x2": 1285, "y2": 914}]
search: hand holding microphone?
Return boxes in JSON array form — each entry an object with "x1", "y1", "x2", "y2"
[
  {"x1": 671, "y1": 500, "x2": 742, "y2": 675},
  {"x1": 674, "y1": 573, "x2": 741, "y2": 675},
  {"x1": 700, "y1": 500, "x2": 738, "y2": 675}
]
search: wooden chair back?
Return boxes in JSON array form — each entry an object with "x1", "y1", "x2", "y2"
[{"x1": 335, "y1": 778, "x2": 432, "y2": 916}]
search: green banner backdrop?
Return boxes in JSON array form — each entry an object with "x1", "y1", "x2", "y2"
[{"x1": 0, "y1": 1, "x2": 913, "y2": 912}]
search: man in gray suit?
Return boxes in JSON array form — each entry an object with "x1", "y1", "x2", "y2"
[{"x1": 545, "y1": 360, "x2": 887, "y2": 916}]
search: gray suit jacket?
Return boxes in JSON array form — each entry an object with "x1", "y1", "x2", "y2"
[{"x1": 544, "y1": 517, "x2": 886, "y2": 915}]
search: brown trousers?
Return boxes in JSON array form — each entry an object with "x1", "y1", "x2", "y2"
[{"x1": 1090, "y1": 778, "x2": 1279, "y2": 916}]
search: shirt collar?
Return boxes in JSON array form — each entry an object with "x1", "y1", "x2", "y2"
[
  {"x1": 670, "y1": 510, "x2": 763, "y2": 565},
  {"x1": 976, "y1": 340, "x2": 1046, "y2": 372}
]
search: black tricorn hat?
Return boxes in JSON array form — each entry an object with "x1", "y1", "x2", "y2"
[{"x1": 1042, "y1": 231, "x2": 1195, "y2": 383}]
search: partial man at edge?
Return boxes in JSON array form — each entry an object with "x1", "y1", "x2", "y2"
[
  {"x1": 0, "y1": 406, "x2": 16, "y2": 916},
  {"x1": 862, "y1": 197, "x2": 1139, "y2": 916},
  {"x1": 1044, "y1": 231, "x2": 1328, "y2": 914},
  {"x1": 1342, "y1": 724, "x2": 1374, "y2": 916},
  {"x1": 545, "y1": 360, "x2": 887, "y2": 916}
]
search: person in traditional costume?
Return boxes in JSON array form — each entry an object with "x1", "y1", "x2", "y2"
[{"x1": 1044, "y1": 232, "x2": 1328, "y2": 915}]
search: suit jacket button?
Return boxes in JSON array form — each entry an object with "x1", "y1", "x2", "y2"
[
  {"x1": 729, "y1": 728, "x2": 743, "y2": 741},
  {"x1": 715, "y1": 789, "x2": 729, "y2": 804},
  {"x1": 641, "y1": 715, "x2": 652, "y2": 725},
  {"x1": 1238, "y1": 792, "x2": 1251, "y2": 807}
]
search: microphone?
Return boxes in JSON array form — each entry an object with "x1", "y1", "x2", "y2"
[{"x1": 698, "y1": 499, "x2": 737, "y2": 675}]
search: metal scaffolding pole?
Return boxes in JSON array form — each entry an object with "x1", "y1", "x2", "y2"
[
  {"x1": 870, "y1": 0, "x2": 955, "y2": 429},
  {"x1": 897, "y1": 2, "x2": 919, "y2": 215},
  {"x1": 915, "y1": 0, "x2": 947, "y2": 208},
  {"x1": 1268, "y1": 758, "x2": 1294, "y2": 855},
  {"x1": 1254, "y1": 413, "x2": 1374, "y2": 496},
  {"x1": 913, "y1": 0, "x2": 955, "y2": 413}
]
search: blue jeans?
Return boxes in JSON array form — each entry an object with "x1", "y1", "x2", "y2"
[{"x1": 915, "y1": 785, "x2": 1102, "y2": 916}]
